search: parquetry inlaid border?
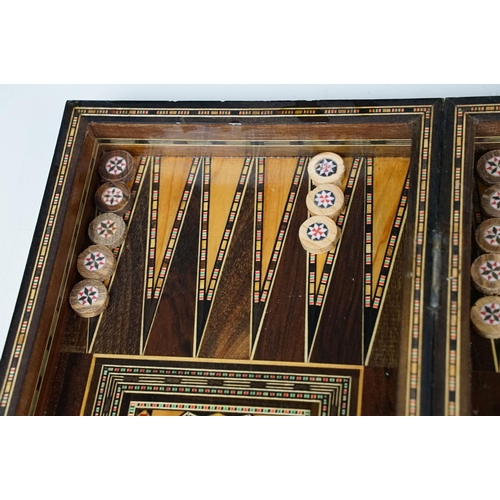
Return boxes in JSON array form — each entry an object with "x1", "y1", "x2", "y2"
[{"x1": 81, "y1": 356, "x2": 363, "y2": 416}]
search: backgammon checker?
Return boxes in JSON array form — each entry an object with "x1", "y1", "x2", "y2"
[
  {"x1": 306, "y1": 183, "x2": 344, "y2": 219},
  {"x1": 481, "y1": 184, "x2": 500, "y2": 218},
  {"x1": 471, "y1": 254, "x2": 500, "y2": 295},
  {"x1": 98, "y1": 150, "x2": 136, "y2": 183},
  {"x1": 299, "y1": 215, "x2": 341, "y2": 254},
  {"x1": 88, "y1": 213, "x2": 127, "y2": 249},
  {"x1": 95, "y1": 181, "x2": 132, "y2": 215},
  {"x1": 76, "y1": 245, "x2": 117, "y2": 281},
  {"x1": 308, "y1": 152, "x2": 345, "y2": 187},
  {"x1": 477, "y1": 150, "x2": 500, "y2": 186},
  {"x1": 471, "y1": 296, "x2": 500, "y2": 339},
  {"x1": 69, "y1": 279, "x2": 109, "y2": 318},
  {"x1": 475, "y1": 218, "x2": 500, "y2": 253}
]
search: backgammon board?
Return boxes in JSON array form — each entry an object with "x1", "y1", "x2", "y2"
[{"x1": 1, "y1": 97, "x2": 499, "y2": 415}]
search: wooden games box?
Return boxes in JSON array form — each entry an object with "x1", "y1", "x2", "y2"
[{"x1": 1, "y1": 97, "x2": 498, "y2": 416}]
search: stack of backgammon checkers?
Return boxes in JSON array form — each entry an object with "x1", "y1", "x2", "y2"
[
  {"x1": 69, "y1": 150, "x2": 135, "y2": 318},
  {"x1": 299, "y1": 153, "x2": 344, "y2": 254},
  {"x1": 471, "y1": 150, "x2": 500, "y2": 339}
]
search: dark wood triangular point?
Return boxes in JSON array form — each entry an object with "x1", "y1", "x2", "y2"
[{"x1": 143, "y1": 167, "x2": 202, "y2": 357}]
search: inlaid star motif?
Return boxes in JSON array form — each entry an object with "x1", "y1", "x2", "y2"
[
  {"x1": 78, "y1": 286, "x2": 99, "y2": 306},
  {"x1": 102, "y1": 187, "x2": 124, "y2": 206},
  {"x1": 486, "y1": 157, "x2": 500, "y2": 176},
  {"x1": 105, "y1": 156, "x2": 126, "y2": 175},
  {"x1": 307, "y1": 222, "x2": 328, "y2": 241},
  {"x1": 485, "y1": 226, "x2": 500, "y2": 246},
  {"x1": 314, "y1": 190, "x2": 336, "y2": 208},
  {"x1": 479, "y1": 303, "x2": 500, "y2": 325},
  {"x1": 315, "y1": 158, "x2": 338, "y2": 177},
  {"x1": 84, "y1": 252, "x2": 106, "y2": 271},
  {"x1": 96, "y1": 220, "x2": 118, "y2": 238},
  {"x1": 480, "y1": 260, "x2": 500, "y2": 281},
  {"x1": 490, "y1": 191, "x2": 500, "y2": 210}
]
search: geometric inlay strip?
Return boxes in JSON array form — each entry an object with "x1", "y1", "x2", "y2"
[
  {"x1": 146, "y1": 156, "x2": 161, "y2": 299},
  {"x1": 128, "y1": 401, "x2": 312, "y2": 416},
  {"x1": 406, "y1": 106, "x2": 432, "y2": 416}
]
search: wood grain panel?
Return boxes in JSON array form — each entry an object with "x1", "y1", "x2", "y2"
[
  {"x1": 471, "y1": 371, "x2": 500, "y2": 416},
  {"x1": 309, "y1": 163, "x2": 365, "y2": 365},
  {"x1": 143, "y1": 168, "x2": 202, "y2": 357},
  {"x1": 372, "y1": 157, "x2": 410, "y2": 293},
  {"x1": 90, "y1": 120, "x2": 414, "y2": 144},
  {"x1": 44, "y1": 353, "x2": 93, "y2": 416},
  {"x1": 366, "y1": 224, "x2": 408, "y2": 367},
  {"x1": 252, "y1": 164, "x2": 308, "y2": 362},
  {"x1": 59, "y1": 309, "x2": 89, "y2": 353},
  {"x1": 197, "y1": 165, "x2": 255, "y2": 359},
  {"x1": 361, "y1": 367, "x2": 397, "y2": 416}
]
